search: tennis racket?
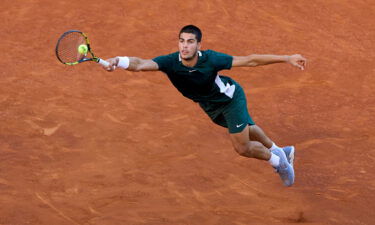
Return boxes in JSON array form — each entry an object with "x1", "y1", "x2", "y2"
[{"x1": 55, "y1": 30, "x2": 109, "y2": 67}]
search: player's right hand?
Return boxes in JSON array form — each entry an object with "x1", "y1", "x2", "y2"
[{"x1": 103, "y1": 57, "x2": 119, "y2": 72}]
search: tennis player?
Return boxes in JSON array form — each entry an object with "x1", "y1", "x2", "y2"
[{"x1": 103, "y1": 25, "x2": 306, "y2": 186}]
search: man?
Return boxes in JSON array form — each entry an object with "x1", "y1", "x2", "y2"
[{"x1": 103, "y1": 25, "x2": 307, "y2": 187}]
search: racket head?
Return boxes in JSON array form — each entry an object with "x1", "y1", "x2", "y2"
[{"x1": 55, "y1": 30, "x2": 95, "y2": 65}]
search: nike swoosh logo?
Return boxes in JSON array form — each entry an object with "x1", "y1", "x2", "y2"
[
  {"x1": 189, "y1": 70, "x2": 197, "y2": 72},
  {"x1": 236, "y1": 123, "x2": 244, "y2": 128}
]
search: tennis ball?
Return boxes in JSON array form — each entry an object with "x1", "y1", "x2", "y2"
[{"x1": 78, "y1": 44, "x2": 88, "y2": 54}]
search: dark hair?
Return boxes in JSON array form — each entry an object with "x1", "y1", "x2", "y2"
[{"x1": 179, "y1": 25, "x2": 202, "y2": 42}]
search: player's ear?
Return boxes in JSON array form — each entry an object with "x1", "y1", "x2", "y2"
[{"x1": 197, "y1": 42, "x2": 201, "y2": 50}]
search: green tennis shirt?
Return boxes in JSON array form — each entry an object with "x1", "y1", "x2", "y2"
[{"x1": 153, "y1": 50, "x2": 238, "y2": 103}]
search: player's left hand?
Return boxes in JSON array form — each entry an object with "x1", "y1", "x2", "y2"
[{"x1": 287, "y1": 54, "x2": 307, "y2": 70}]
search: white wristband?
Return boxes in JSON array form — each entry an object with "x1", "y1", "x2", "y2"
[{"x1": 117, "y1": 56, "x2": 130, "y2": 69}]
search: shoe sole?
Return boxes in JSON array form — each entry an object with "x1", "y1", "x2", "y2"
[
  {"x1": 286, "y1": 146, "x2": 295, "y2": 187},
  {"x1": 288, "y1": 146, "x2": 295, "y2": 167}
]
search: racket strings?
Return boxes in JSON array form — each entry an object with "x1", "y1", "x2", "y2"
[{"x1": 56, "y1": 32, "x2": 87, "y2": 64}]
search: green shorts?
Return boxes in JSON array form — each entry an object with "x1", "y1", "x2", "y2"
[{"x1": 199, "y1": 83, "x2": 255, "y2": 133}]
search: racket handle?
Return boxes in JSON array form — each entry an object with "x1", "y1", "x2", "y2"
[{"x1": 97, "y1": 58, "x2": 110, "y2": 67}]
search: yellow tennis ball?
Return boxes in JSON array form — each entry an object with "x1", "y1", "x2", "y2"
[{"x1": 78, "y1": 44, "x2": 88, "y2": 54}]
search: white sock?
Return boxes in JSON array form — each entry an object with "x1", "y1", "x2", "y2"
[
  {"x1": 268, "y1": 153, "x2": 280, "y2": 167},
  {"x1": 269, "y1": 142, "x2": 280, "y2": 151}
]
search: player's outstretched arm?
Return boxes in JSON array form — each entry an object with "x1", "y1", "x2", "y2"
[
  {"x1": 232, "y1": 54, "x2": 307, "y2": 70},
  {"x1": 103, "y1": 57, "x2": 159, "y2": 72}
]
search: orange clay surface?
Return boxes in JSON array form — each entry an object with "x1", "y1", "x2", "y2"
[{"x1": 1, "y1": 0, "x2": 374, "y2": 224}]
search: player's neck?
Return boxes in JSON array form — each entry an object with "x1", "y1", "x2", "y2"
[{"x1": 181, "y1": 54, "x2": 199, "y2": 67}]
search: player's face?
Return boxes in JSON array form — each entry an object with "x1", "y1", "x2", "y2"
[{"x1": 179, "y1": 32, "x2": 201, "y2": 60}]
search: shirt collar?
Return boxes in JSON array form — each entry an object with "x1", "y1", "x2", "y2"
[{"x1": 179, "y1": 51, "x2": 202, "y2": 61}]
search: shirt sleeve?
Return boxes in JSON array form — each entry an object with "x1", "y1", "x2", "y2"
[
  {"x1": 152, "y1": 53, "x2": 175, "y2": 73},
  {"x1": 208, "y1": 50, "x2": 233, "y2": 71}
]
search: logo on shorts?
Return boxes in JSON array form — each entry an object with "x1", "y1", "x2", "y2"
[
  {"x1": 236, "y1": 123, "x2": 244, "y2": 128},
  {"x1": 189, "y1": 70, "x2": 197, "y2": 73}
]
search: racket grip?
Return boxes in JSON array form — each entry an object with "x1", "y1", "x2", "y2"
[{"x1": 97, "y1": 58, "x2": 110, "y2": 67}]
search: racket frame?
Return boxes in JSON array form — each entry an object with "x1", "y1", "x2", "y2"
[{"x1": 55, "y1": 30, "x2": 109, "y2": 66}]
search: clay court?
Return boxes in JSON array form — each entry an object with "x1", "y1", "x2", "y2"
[{"x1": 1, "y1": 0, "x2": 374, "y2": 224}]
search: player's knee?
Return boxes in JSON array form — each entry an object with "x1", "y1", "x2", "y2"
[{"x1": 232, "y1": 142, "x2": 250, "y2": 157}]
